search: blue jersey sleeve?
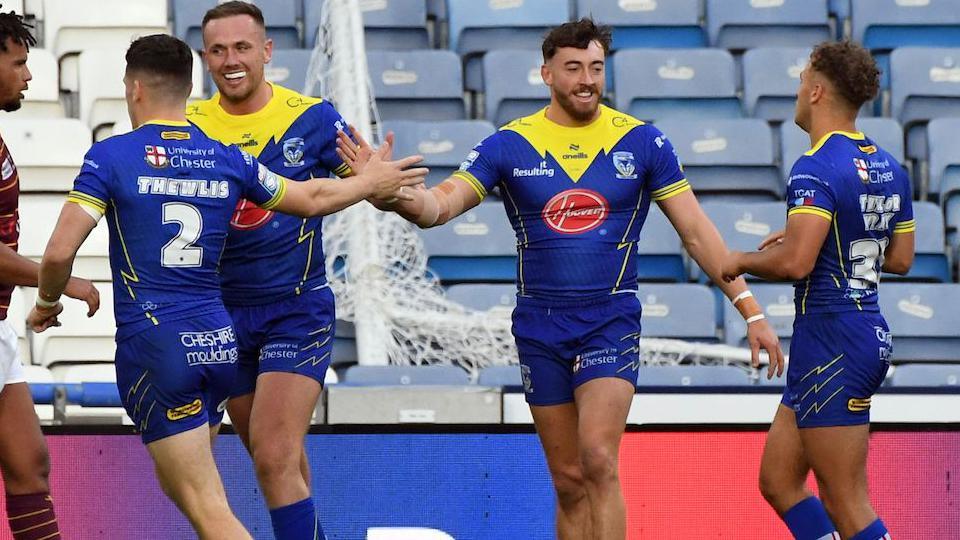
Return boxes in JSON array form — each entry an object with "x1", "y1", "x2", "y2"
[
  {"x1": 640, "y1": 126, "x2": 690, "y2": 202},
  {"x1": 450, "y1": 131, "x2": 504, "y2": 201},
  {"x1": 232, "y1": 147, "x2": 288, "y2": 210},
  {"x1": 893, "y1": 168, "x2": 915, "y2": 234},
  {"x1": 315, "y1": 101, "x2": 351, "y2": 177},
  {"x1": 66, "y1": 144, "x2": 112, "y2": 218},
  {"x1": 786, "y1": 157, "x2": 835, "y2": 222}
]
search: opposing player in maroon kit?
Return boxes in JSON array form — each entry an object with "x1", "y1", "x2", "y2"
[{"x1": 0, "y1": 8, "x2": 98, "y2": 540}]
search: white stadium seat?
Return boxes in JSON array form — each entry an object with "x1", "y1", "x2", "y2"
[
  {"x1": 20, "y1": 48, "x2": 64, "y2": 118},
  {"x1": 50, "y1": 362, "x2": 116, "y2": 383},
  {"x1": 19, "y1": 194, "x2": 111, "y2": 280},
  {"x1": 0, "y1": 118, "x2": 89, "y2": 191},
  {"x1": 43, "y1": 0, "x2": 169, "y2": 92},
  {"x1": 30, "y1": 281, "x2": 115, "y2": 367}
]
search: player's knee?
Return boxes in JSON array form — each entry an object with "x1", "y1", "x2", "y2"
[
  {"x1": 251, "y1": 439, "x2": 300, "y2": 481},
  {"x1": 549, "y1": 464, "x2": 586, "y2": 508},
  {"x1": 3, "y1": 448, "x2": 51, "y2": 493},
  {"x1": 578, "y1": 443, "x2": 618, "y2": 485}
]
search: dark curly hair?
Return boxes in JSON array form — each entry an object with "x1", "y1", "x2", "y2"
[
  {"x1": 542, "y1": 18, "x2": 612, "y2": 61},
  {"x1": 0, "y1": 5, "x2": 36, "y2": 52},
  {"x1": 809, "y1": 41, "x2": 880, "y2": 110}
]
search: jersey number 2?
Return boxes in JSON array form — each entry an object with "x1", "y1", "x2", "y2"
[
  {"x1": 161, "y1": 202, "x2": 203, "y2": 268},
  {"x1": 849, "y1": 237, "x2": 889, "y2": 289}
]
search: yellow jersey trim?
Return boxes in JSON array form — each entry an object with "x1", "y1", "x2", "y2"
[
  {"x1": 804, "y1": 131, "x2": 865, "y2": 156},
  {"x1": 788, "y1": 206, "x2": 833, "y2": 221},
  {"x1": 451, "y1": 170, "x2": 488, "y2": 200},
  {"x1": 651, "y1": 179, "x2": 690, "y2": 201},
  {"x1": 260, "y1": 177, "x2": 289, "y2": 211},
  {"x1": 141, "y1": 119, "x2": 191, "y2": 127},
  {"x1": 893, "y1": 219, "x2": 916, "y2": 234},
  {"x1": 67, "y1": 190, "x2": 107, "y2": 213}
]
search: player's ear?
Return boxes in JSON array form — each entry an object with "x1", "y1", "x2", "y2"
[
  {"x1": 263, "y1": 37, "x2": 273, "y2": 64},
  {"x1": 541, "y1": 63, "x2": 552, "y2": 87}
]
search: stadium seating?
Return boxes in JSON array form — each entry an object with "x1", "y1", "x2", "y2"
[
  {"x1": 889, "y1": 47, "x2": 960, "y2": 160},
  {"x1": 447, "y1": 0, "x2": 570, "y2": 92},
  {"x1": 477, "y1": 365, "x2": 522, "y2": 387},
  {"x1": 889, "y1": 364, "x2": 960, "y2": 387},
  {"x1": 175, "y1": 0, "x2": 300, "y2": 50},
  {"x1": 481, "y1": 49, "x2": 550, "y2": 126},
  {"x1": 19, "y1": 194, "x2": 111, "y2": 281},
  {"x1": 382, "y1": 120, "x2": 496, "y2": 187},
  {"x1": 829, "y1": 0, "x2": 850, "y2": 21},
  {"x1": 20, "y1": 48, "x2": 64, "y2": 118},
  {"x1": 305, "y1": 0, "x2": 431, "y2": 50},
  {"x1": 655, "y1": 118, "x2": 781, "y2": 199},
  {"x1": 31, "y1": 282, "x2": 116, "y2": 367},
  {"x1": 613, "y1": 48, "x2": 740, "y2": 121},
  {"x1": 0, "y1": 118, "x2": 89, "y2": 191},
  {"x1": 445, "y1": 283, "x2": 517, "y2": 312},
  {"x1": 851, "y1": 0, "x2": 960, "y2": 51},
  {"x1": 929, "y1": 118, "x2": 960, "y2": 249},
  {"x1": 264, "y1": 49, "x2": 314, "y2": 94},
  {"x1": 636, "y1": 284, "x2": 717, "y2": 341},
  {"x1": 893, "y1": 201, "x2": 949, "y2": 283},
  {"x1": 366, "y1": 50, "x2": 465, "y2": 121},
  {"x1": 331, "y1": 319, "x2": 358, "y2": 368},
  {"x1": 575, "y1": 0, "x2": 706, "y2": 49},
  {"x1": 419, "y1": 201, "x2": 516, "y2": 283},
  {"x1": 343, "y1": 365, "x2": 471, "y2": 385},
  {"x1": 706, "y1": 0, "x2": 831, "y2": 50},
  {"x1": 636, "y1": 206, "x2": 686, "y2": 283},
  {"x1": 699, "y1": 202, "x2": 786, "y2": 280},
  {"x1": 44, "y1": 0, "x2": 168, "y2": 92},
  {"x1": 51, "y1": 363, "x2": 117, "y2": 383},
  {"x1": 878, "y1": 283, "x2": 960, "y2": 362},
  {"x1": 78, "y1": 47, "x2": 204, "y2": 139},
  {"x1": 742, "y1": 47, "x2": 810, "y2": 122},
  {"x1": 636, "y1": 365, "x2": 751, "y2": 386},
  {"x1": 779, "y1": 118, "x2": 906, "y2": 181},
  {"x1": 722, "y1": 283, "x2": 795, "y2": 348}
]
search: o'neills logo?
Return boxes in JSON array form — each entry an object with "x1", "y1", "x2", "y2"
[{"x1": 542, "y1": 189, "x2": 609, "y2": 234}]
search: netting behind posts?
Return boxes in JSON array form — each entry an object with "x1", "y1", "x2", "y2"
[{"x1": 308, "y1": 0, "x2": 763, "y2": 379}]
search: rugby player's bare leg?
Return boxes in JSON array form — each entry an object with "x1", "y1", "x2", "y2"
[
  {"x1": 575, "y1": 377, "x2": 634, "y2": 540},
  {"x1": 759, "y1": 405, "x2": 814, "y2": 514},
  {"x1": 801, "y1": 425, "x2": 877, "y2": 539},
  {"x1": 247, "y1": 372, "x2": 321, "y2": 508},
  {"x1": 147, "y1": 424, "x2": 252, "y2": 539},
  {"x1": 228, "y1": 389, "x2": 311, "y2": 491},
  {"x1": 0, "y1": 383, "x2": 50, "y2": 495},
  {"x1": 531, "y1": 402, "x2": 591, "y2": 540}
]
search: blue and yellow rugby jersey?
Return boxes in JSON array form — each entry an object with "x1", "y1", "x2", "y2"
[
  {"x1": 786, "y1": 131, "x2": 915, "y2": 315},
  {"x1": 187, "y1": 84, "x2": 349, "y2": 305},
  {"x1": 67, "y1": 121, "x2": 286, "y2": 339},
  {"x1": 454, "y1": 106, "x2": 690, "y2": 301}
]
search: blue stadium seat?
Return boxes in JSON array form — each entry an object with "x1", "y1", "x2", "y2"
[
  {"x1": 332, "y1": 319, "x2": 357, "y2": 368},
  {"x1": 706, "y1": 0, "x2": 831, "y2": 49},
  {"x1": 742, "y1": 47, "x2": 811, "y2": 121},
  {"x1": 477, "y1": 365, "x2": 522, "y2": 387},
  {"x1": 175, "y1": 0, "x2": 300, "y2": 50},
  {"x1": 383, "y1": 120, "x2": 496, "y2": 187},
  {"x1": 722, "y1": 283, "x2": 795, "y2": 348},
  {"x1": 343, "y1": 365, "x2": 471, "y2": 385},
  {"x1": 700, "y1": 202, "x2": 786, "y2": 281},
  {"x1": 447, "y1": 0, "x2": 569, "y2": 92},
  {"x1": 889, "y1": 201, "x2": 949, "y2": 283},
  {"x1": 829, "y1": 0, "x2": 850, "y2": 21},
  {"x1": 655, "y1": 119, "x2": 780, "y2": 198},
  {"x1": 636, "y1": 284, "x2": 717, "y2": 341},
  {"x1": 890, "y1": 47, "x2": 960, "y2": 160},
  {"x1": 264, "y1": 49, "x2": 313, "y2": 94},
  {"x1": 929, "y1": 118, "x2": 960, "y2": 250},
  {"x1": 779, "y1": 119, "x2": 905, "y2": 181},
  {"x1": 636, "y1": 206, "x2": 686, "y2": 283},
  {"x1": 852, "y1": 0, "x2": 960, "y2": 51},
  {"x1": 890, "y1": 364, "x2": 960, "y2": 387},
  {"x1": 366, "y1": 50, "x2": 466, "y2": 121},
  {"x1": 878, "y1": 283, "x2": 960, "y2": 362},
  {"x1": 613, "y1": 49, "x2": 740, "y2": 121},
  {"x1": 305, "y1": 0, "x2": 430, "y2": 50},
  {"x1": 445, "y1": 283, "x2": 517, "y2": 311},
  {"x1": 419, "y1": 201, "x2": 516, "y2": 282},
  {"x1": 482, "y1": 50, "x2": 551, "y2": 126},
  {"x1": 576, "y1": 0, "x2": 706, "y2": 49},
  {"x1": 636, "y1": 365, "x2": 751, "y2": 387}
]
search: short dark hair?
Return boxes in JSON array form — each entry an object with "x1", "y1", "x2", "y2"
[
  {"x1": 542, "y1": 18, "x2": 612, "y2": 61},
  {"x1": 202, "y1": 1, "x2": 265, "y2": 29},
  {"x1": 125, "y1": 34, "x2": 194, "y2": 101},
  {"x1": 810, "y1": 41, "x2": 880, "y2": 110},
  {"x1": 0, "y1": 6, "x2": 36, "y2": 52}
]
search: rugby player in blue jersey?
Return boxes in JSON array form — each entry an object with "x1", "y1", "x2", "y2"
[
  {"x1": 723, "y1": 42, "x2": 913, "y2": 540},
  {"x1": 341, "y1": 19, "x2": 784, "y2": 540},
  {"x1": 26, "y1": 34, "x2": 425, "y2": 539}
]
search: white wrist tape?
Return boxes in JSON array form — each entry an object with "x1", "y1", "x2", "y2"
[
  {"x1": 745, "y1": 313, "x2": 766, "y2": 324},
  {"x1": 732, "y1": 290, "x2": 754, "y2": 305},
  {"x1": 35, "y1": 296, "x2": 59, "y2": 309}
]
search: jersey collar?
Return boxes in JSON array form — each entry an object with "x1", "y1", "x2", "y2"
[{"x1": 805, "y1": 130, "x2": 865, "y2": 156}]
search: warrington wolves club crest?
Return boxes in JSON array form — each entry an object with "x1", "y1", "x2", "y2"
[{"x1": 282, "y1": 137, "x2": 305, "y2": 167}]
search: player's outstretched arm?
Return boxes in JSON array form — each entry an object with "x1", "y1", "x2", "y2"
[
  {"x1": 658, "y1": 190, "x2": 785, "y2": 377},
  {"x1": 271, "y1": 141, "x2": 427, "y2": 218},
  {"x1": 335, "y1": 126, "x2": 480, "y2": 227},
  {"x1": 882, "y1": 230, "x2": 914, "y2": 274},
  {"x1": 28, "y1": 203, "x2": 101, "y2": 332},
  {"x1": 721, "y1": 213, "x2": 831, "y2": 283}
]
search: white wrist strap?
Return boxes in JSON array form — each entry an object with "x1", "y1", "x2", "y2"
[
  {"x1": 732, "y1": 290, "x2": 754, "y2": 305},
  {"x1": 35, "y1": 296, "x2": 59, "y2": 309},
  {"x1": 745, "y1": 313, "x2": 766, "y2": 324}
]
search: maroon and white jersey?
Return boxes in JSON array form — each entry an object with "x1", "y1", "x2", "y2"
[{"x1": 0, "y1": 133, "x2": 20, "y2": 320}]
